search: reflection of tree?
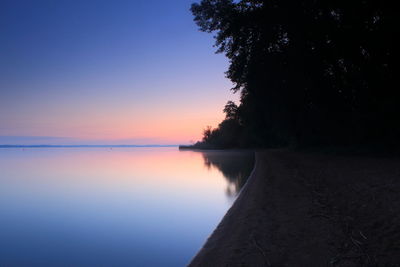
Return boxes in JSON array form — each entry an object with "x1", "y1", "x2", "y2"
[{"x1": 201, "y1": 151, "x2": 254, "y2": 197}]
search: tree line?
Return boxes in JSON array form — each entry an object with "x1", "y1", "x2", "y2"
[{"x1": 190, "y1": 0, "x2": 397, "y2": 149}]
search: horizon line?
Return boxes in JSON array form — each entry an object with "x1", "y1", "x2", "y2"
[{"x1": 0, "y1": 144, "x2": 180, "y2": 148}]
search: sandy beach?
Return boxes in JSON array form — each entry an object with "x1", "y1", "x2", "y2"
[{"x1": 189, "y1": 150, "x2": 400, "y2": 266}]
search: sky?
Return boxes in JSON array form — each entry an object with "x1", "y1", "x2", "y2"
[{"x1": 0, "y1": 0, "x2": 237, "y2": 145}]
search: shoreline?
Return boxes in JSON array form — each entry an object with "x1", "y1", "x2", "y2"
[
  {"x1": 189, "y1": 149, "x2": 400, "y2": 266},
  {"x1": 189, "y1": 150, "x2": 263, "y2": 265}
]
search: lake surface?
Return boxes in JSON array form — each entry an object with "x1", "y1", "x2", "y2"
[{"x1": 0, "y1": 147, "x2": 254, "y2": 266}]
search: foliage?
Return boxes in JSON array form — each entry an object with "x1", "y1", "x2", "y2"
[{"x1": 191, "y1": 0, "x2": 397, "y2": 148}]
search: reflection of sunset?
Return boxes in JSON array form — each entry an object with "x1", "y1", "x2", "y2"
[
  {"x1": 0, "y1": 147, "x2": 253, "y2": 266},
  {"x1": 2, "y1": 148, "x2": 231, "y2": 197}
]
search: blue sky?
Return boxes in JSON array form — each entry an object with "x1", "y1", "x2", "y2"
[{"x1": 0, "y1": 0, "x2": 237, "y2": 144}]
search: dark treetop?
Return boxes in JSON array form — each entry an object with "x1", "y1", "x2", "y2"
[{"x1": 191, "y1": 0, "x2": 397, "y2": 149}]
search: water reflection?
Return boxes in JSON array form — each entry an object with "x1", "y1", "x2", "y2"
[
  {"x1": 200, "y1": 151, "x2": 255, "y2": 197},
  {"x1": 0, "y1": 147, "x2": 254, "y2": 266}
]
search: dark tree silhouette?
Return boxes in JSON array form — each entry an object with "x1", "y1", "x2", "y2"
[
  {"x1": 191, "y1": 0, "x2": 397, "y2": 148},
  {"x1": 223, "y1": 101, "x2": 238, "y2": 121},
  {"x1": 202, "y1": 126, "x2": 213, "y2": 142}
]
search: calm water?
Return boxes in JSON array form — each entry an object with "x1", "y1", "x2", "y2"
[{"x1": 0, "y1": 147, "x2": 254, "y2": 266}]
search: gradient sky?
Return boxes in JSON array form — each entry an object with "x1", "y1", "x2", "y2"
[{"x1": 0, "y1": 0, "x2": 237, "y2": 145}]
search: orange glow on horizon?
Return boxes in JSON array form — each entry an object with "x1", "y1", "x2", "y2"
[
  {"x1": 12, "y1": 105, "x2": 229, "y2": 144},
  {"x1": 1, "y1": 82, "x2": 239, "y2": 144}
]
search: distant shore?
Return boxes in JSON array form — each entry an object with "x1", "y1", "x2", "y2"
[
  {"x1": 189, "y1": 149, "x2": 400, "y2": 266},
  {"x1": 0, "y1": 145, "x2": 178, "y2": 148}
]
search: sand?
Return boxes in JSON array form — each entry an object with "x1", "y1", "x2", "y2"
[{"x1": 189, "y1": 150, "x2": 400, "y2": 266}]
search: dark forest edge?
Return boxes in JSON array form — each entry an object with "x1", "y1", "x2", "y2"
[{"x1": 188, "y1": 0, "x2": 397, "y2": 150}]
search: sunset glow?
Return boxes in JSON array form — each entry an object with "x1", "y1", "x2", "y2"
[{"x1": 0, "y1": 0, "x2": 237, "y2": 145}]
